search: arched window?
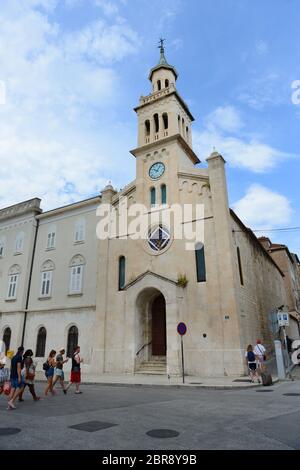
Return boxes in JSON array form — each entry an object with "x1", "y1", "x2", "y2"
[
  {"x1": 182, "y1": 118, "x2": 185, "y2": 137},
  {"x1": 157, "y1": 80, "x2": 161, "y2": 91},
  {"x1": 67, "y1": 325, "x2": 79, "y2": 358},
  {"x1": 40, "y1": 260, "x2": 55, "y2": 298},
  {"x1": 118, "y1": 256, "x2": 126, "y2": 291},
  {"x1": 186, "y1": 127, "x2": 189, "y2": 140},
  {"x1": 69, "y1": 255, "x2": 85, "y2": 294},
  {"x1": 145, "y1": 120, "x2": 150, "y2": 137},
  {"x1": 178, "y1": 115, "x2": 181, "y2": 133},
  {"x1": 7, "y1": 264, "x2": 21, "y2": 299},
  {"x1": 162, "y1": 113, "x2": 168, "y2": 130},
  {"x1": 36, "y1": 327, "x2": 46, "y2": 357},
  {"x1": 161, "y1": 184, "x2": 167, "y2": 204},
  {"x1": 3, "y1": 327, "x2": 11, "y2": 352},
  {"x1": 195, "y1": 243, "x2": 206, "y2": 282},
  {"x1": 165, "y1": 79, "x2": 169, "y2": 88},
  {"x1": 150, "y1": 187, "x2": 156, "y2": 206},
  {"x1": 153, "y1": 114, "x2": 159, "y2": 133}
]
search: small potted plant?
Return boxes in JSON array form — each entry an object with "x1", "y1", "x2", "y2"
[{"x1": 177, "y1": 274, "x2": 188, "y2": 288}]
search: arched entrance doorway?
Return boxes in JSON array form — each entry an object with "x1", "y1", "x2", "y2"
[
  {"x1": 151, "y1": 294, "x2": 166, "y2": 356},
  {"x1": 135, "y1": 288, "x2": 167, "y2": 373}
]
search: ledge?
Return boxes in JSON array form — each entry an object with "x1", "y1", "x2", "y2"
[
  {"x1": 38, "y1": 296, "x2": 52, "y2": 301},
  {"x1": 5, "y1": 298, "x2": 17, "y2": 302},
  {"x1": 67, "y1": 293, "x2": 83, "y2": 297}
]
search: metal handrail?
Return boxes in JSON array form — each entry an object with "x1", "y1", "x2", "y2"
[{"x1": 136, "y1": 341, "x2": 152, "y2": 356}]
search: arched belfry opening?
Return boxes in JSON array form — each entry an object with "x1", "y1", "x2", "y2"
[{"x1": 135, "y1": 288, "x2": 167, "y2": 372}]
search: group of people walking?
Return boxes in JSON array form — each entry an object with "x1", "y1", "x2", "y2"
[
  {"x1": 0, "y1": 343, "x2": 83, "y2": 410},
  {"x1": 245, "y1": 339, "x2": 267, "y2": 383}
]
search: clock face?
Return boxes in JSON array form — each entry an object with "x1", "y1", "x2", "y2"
[{"x1": 149, "y1": 162, "x2": 165, "y2": 180}]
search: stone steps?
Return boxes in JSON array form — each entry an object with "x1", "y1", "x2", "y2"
[{"x1": 136, "y1": 361, "x2": 167, "y2": 375}]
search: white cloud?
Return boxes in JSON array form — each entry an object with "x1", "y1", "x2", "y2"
[
  {"x1": 232, "y1": 184, "x2": 292, "y2": 230},
  {"x1": 0, "y1": 0, "x2": 139, "y2": 210},
  {"x1": 194, "y1": 105, "x2": 292, "y2": 172},
  {"x1": 204, "y1": 106, "x2": 243, "y2": 133},
  {"x1": 255, "y1": 40, "x2": 268, "y2": 56}
]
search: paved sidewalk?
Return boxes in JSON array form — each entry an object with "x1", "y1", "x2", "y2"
[{"x1": 35, "y1": 370, "x2": 279, "y2": 389}]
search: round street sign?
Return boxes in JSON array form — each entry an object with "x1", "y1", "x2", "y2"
[{"x1": 177, "y1": 322, "x2": 187, "y2": 336}]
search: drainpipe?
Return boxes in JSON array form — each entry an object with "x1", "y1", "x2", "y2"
[{"x1": 21, "y1": 218, "x2": 39, "y2": 345}]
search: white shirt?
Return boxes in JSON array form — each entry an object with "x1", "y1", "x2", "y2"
[{"x1": 254, "y1": 344, "x2": 266, "y2": 356}]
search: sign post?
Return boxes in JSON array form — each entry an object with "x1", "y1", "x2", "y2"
[{"x1": 177, "y1": 322, "x2": 187, "y2": 384}]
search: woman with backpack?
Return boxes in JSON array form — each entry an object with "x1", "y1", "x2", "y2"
[
  {"x1": 245, "y1": 345, "x2": 260, "y2": 383},
  {"x1": 44, "y1": 349, "x2": 56, "y2": 396}
]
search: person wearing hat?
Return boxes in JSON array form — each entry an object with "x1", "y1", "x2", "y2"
[{"x1": 52, "y1": 348, "x2": 69, "y2": 394}]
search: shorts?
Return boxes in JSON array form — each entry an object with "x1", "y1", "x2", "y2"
[
  {"x1": 70, "y1": 371, "x2": 81, "y2": 383},
  {"x1": 10, "y1": 377, "x2": 25, "y2": 389},
  {"x1": 248, "y1": 363, "x2": 257, "y2": 371},
  {"x1": 45, "y1": 367, "x2": 54, "y2": 378},
  {"x1": 257, "y1": 356, "x2": 264, "y2": 364},
  {"x1": 54, "y1": 368, "x2": 64, "y2": 380}
]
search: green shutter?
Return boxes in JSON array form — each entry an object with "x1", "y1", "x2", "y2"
[
  {"x1": 161, "y1": 184, "x2": 167, "y2": 204},
  {"x1": 195, "y1": 246, "x2": 206, "y2": 282},
  {"x1": 150, "y1": 187, "x2": 156, "y2": 206}
]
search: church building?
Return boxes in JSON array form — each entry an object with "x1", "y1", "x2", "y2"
[{"x1": 0, "y1": 45, "x2": 289, "y2": 378}]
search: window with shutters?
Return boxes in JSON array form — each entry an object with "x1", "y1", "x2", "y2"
[
  {"x1": 46, "y1": 226, "x2": 56, "y2": 249},
  {"x1": 40, "y1": 271, "x2": 52, "y2": 297},
  {"x1": 7, "y1": 274, "x2": 18, "y2": 299},
  {"x1": 74, "y1": 218, "x2": 85, "y2": 243},
  {"x1": 161, "y1": 184, "x2": 167, "y2": 204},
  {"x1": 150, "y1": 187, "x2": 156, "y2": 206},
  {"x1": 195, "y1": 244, "x2": 206, "y2": 282},
  {"x1": 36, "y1": 327, "x2": 46, "y2": 357},
  {"x1": 69, "y1": 266, "x2": 83, "y2": 294},
  {"x1": 15, "y1": 232, "x2": 24, "y2": 254}
]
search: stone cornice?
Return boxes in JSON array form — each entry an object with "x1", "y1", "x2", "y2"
[
  {"x1": 124, "y1": 270, "x2": 178, "y2": 290},
  {"x1": 0, "y1": 198, "x2": 42, "y2": 222},
  {"x1": 130, "y1": 134, "x2": 200, "y2": 165},
  {"x1": 37, "y1": 196, "x2": 101, "y2": 220}
]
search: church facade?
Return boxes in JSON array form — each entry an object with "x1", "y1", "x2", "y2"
[{"x1": 0, "y1": 47, "x2": 289, "y2": 378}]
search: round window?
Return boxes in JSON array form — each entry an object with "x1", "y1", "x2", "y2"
[{"x1": 148, "y1": 225, "x2": 171, "y2": 252}]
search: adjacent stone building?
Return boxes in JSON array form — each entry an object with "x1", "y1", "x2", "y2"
[
  {"x1": 0, "y1": 46, "x2": 292, "y2": 378},
  {"x1": 259, "y1": 237, "x2": 300, "y2": 338}
]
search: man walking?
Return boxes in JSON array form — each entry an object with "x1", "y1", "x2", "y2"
[
  {"x1": 254, "y1": 339, "x2": 267, "y2": 372},
  {"x1": 7, "y1": 346, "x2": 25, "y2": 410}
]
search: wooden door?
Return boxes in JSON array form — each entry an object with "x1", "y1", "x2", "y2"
[{"x1": 151, "y1": 294, "x2": 166, "y2": 356}]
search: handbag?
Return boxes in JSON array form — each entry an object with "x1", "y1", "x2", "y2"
[
  {"x1": 26, "y1": 367, "x2": 35, "y2": 381},
  {"x1": 3, "y1": 380, "x2": 11, "y2": 396}
]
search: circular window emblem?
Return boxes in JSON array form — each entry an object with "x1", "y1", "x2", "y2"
[{"x1": 148, "y1": 225, "x2": 170, "y2": 252}]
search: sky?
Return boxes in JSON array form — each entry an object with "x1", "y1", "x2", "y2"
[{"x1": 0, "y1": 0, "x2": 299, "y2": 254}]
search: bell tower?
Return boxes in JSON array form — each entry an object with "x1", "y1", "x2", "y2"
[{"x1": 131, "y1": 40, "x2": 200, "y2": 208}]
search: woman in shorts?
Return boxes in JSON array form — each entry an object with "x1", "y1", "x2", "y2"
[{"x1": 245, "y1": 345, "x2": 260, "y2": 383}]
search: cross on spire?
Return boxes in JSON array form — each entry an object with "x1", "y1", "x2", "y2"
[{"x1": 158, "y1": 37, "x2": 165, "y2": 53}]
